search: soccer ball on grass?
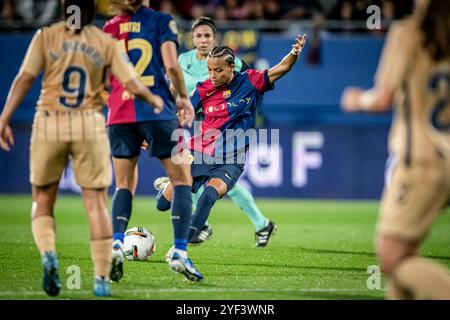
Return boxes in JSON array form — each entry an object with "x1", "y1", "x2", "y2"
[{"x1": 123, "y1": 226, "x2": 156, "y2": 261}]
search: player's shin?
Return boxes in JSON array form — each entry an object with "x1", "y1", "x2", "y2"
[
  {"x1": 91, "y1": 237, "x2": 112, "y2": 297},
  {"x1": 111, "y1": 189, "x2": 133, "y2": 243},
  {"x1": 188, "y1": 186, "x2": 219, "y2": 241},
  {"x1": 228, "y1": 183, "x2": 268, "y2": 231},
  {"x1": 32, "y1": 215, "x2": 56, "y2": 255},
  {"x1": 91, "y1": 237, "x2": 113, "y2": 278},
  {"x1": 171, "y1": 185, "x2": 192, "y2": 251}
]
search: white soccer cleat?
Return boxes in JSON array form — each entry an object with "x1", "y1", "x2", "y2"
[
  {"x1": 153, "y1": 176, "x2": 170, "y2": 191},
  {"x1": 168, "y1": 250, "x2": 204, "y2": 282}
]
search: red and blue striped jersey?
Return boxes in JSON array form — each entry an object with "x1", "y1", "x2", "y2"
[
  {"x1": 103, "y1": 7, "x2": 178, "y2": 125},
  {"x1": 189, "y1": 69, "x2": 274, "y2": 158}
]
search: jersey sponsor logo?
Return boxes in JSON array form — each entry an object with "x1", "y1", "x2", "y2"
[
  {"x1": 169, "y1": 20, "x2": 178, "y2": 35},
  {"x1": 205, "y1": 97, "x2": 253, "y2": 114},
  {"x1": 206, "y1": 104, "x2": 226, "y2": 114},
  {"x1": 223, "y1": 90, "x2": 231, "y2": 99}
]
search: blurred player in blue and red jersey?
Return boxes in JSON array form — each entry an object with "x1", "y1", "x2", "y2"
[
  {"x1": 103, "y1": 0, "x2": 202, "y2": 282},
  {"x1": 159, "y1": 35, "x2": 307, "y2": 251}
]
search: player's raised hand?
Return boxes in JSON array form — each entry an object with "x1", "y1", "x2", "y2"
[
  {"x1": 0, "y1": 120, "x2": 14, "y2": 151},
  {"x1": 292, "y1": 34, "x2": 307, "y2": 55},
  {"x1": 176, "y1": 97, "x2": 194, "y2": 128},
  {"x1": 341, "y1": 87, "x2": 364, "y2": 112}
]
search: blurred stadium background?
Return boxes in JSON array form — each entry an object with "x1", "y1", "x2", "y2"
[
  {"x1": 1, "y1": 0, "x2": 449, "y2": 300},
  {"x1": 0, "y1": 0, "x2": 417, "y2": 198}
]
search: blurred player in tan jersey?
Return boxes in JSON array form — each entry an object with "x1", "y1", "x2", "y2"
[
  {"x1": 341, "y1": 0, "x2": 450, "y2": 299},
  {"x1": 0, "y1": 0, "x2": 163, "y2": 297}
]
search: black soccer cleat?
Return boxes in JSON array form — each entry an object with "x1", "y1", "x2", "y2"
[
  {"x1": 255, "y1": 221, "x2": 277, "y2": 248},
  {"x1": 189, "y1": 224, "x2": 213, "y2": 245}
]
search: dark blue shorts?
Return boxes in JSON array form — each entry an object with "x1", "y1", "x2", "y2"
[
  {"x1": 108, "y1": 120, "x2": 179, "y2": 159},
  {"x1": 191, "y1": 161, "x2": 244, "y2": 195}
]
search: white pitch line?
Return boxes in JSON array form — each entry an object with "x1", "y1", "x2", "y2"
[{"x1": 0, "y1": 288, "x2": 385, "y2": 296}]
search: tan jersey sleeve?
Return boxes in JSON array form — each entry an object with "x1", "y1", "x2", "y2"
[
  {"x1": 19, "y1": 29, "x2": 45, "y2": 77},
  {"x1": 375, "y1": 21, "x2": 416, "y2": 90},
  {"x1": 109, "y1": 40, "x2": 138, "y2": 85}
]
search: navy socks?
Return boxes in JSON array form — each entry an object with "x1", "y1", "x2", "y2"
[
  {"x1": 156, "y1": 190, "x2": 171, "y2": 211},
  {"x1": 111, "y1": 189, "x2": 133, "y2": 243},
  {"x1": 188, "y1": 186, "x2": 219, "y2": 241},
  {"x1": 171, "y1": 185, "x2": 192, "y2": 251}
]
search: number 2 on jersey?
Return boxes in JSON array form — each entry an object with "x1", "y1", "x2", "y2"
[
  {"x1": 59, "y1": 66, "x2": 87, "y2": 108},
  {"x1": 121, "y1": 38, "x2": 155, "y2": 87}
]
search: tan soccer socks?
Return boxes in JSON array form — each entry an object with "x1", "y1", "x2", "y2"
[
  {"x1": 90, "y1": 238, "x2": 112, "y2": 278},
  {"x1": 32, "y1": 215, "x2": 56, "y2": 255}
]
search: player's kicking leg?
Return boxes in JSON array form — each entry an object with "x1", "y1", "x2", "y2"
[
  {"x1": 189, "y1": 186, "x2": 213, "y2": 244},
  {"x1": 160, "y1": 151, "x2": 203, "y2": 281},
  {"x1": 155, "y1": 178, "x2": 275, "y2": 247},
  {"x1": 31, "y1": 183, "x2": 61, "y2": 297},
  {"x1": 155, "y1": 178, "x2": 213, "y2": 245},
  {"x1": 187, "y1": 177, "x2": 227, "y2": 244},
  {"x1": 186, "y1": 161, "x2": 244, "y2": 244},
  {"x1": 227, "y1": 182, "x2": 277, "y2": 247}
]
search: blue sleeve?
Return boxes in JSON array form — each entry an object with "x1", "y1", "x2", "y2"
[
  {"x1": 190, "y1": 87, "x2": 202, "y2": 114},
  {"x1": 158, "y1": 14, "x2": 179, "y2": 48}
]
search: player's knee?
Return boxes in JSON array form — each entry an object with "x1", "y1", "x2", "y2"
[
  {"x1": 83, "y1": 189, "x2": 108, "y2": 214},
  {"x1": 115, "y1": 177, "x2": 135, "y2": 190},
  {"x1": 378, "y1": 250, "x2": 397, "y2": 275},
  {"x1": 169, "y1": 173, "x2": 192, "y2": 186},
  {"x1": 377, "y1": 239, "x2": 416, "y2": 275},
  {"x1": 33, "y1": 189, "x2": 56, "y2": 213},
  {"x1": 85, "y1": 201, "x2": 107, "y2": 215},
  {"x1": 207, "y1": 179, "x2": 227, "y2": 197}
]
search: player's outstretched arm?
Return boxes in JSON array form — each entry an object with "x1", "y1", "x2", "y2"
[
  {"x1": 268, "y1": 34, "x2": 306, "y2": 84},
  {"x1": 125, "y1": 78, "x2": 164, "y2": 114},
  {"x1": 161, "y1": 41, "x2": 194, "y2": 127},
  {"x1": 0, "y1": 72, "x2": 36, "y2": 151},
  {"x1": 340, "y1": 87, "x2": 394, "y2": 113}
]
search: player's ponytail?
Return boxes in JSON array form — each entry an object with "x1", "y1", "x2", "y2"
[
  {"x1": 63, "y1": 0, "x2": 96, "y2": 32},
  {"x1": 419, "y1": 0, "x2": 450, "y2": 62},
  {"x1": 208, "y1": 46, "x2": 235, "y2": 66},
  {"x1": 110, "y1": 0, "x2": 143, "y2": 16}
]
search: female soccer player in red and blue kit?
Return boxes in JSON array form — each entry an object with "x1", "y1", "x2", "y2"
[
  {"x1": 159, "y1": 35, "x2": 306, "y2": 247},
  {"x1": 104, "y1": 0, "x2": 202, "y2": 282}
]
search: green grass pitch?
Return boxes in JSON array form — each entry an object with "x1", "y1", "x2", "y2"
[{"x1": 0, "y1": 195, "x2": 449, "y2": 300}]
